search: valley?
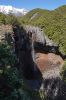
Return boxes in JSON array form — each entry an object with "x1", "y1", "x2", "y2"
[{"x1": 0, "y1": 4, "x2": 66, "y2": 100}]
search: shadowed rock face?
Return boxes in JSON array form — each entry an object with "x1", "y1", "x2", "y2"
[
  {"x1": 12, "y1": 25, "x2": 66, "y2": 99},
  {"x1": 13, "y1": 25, "x2": 34, "y2": 78},
  {"x1": 13, "y1": 25, "x2": 64, "y2": 79},
  {"x1": 25, "y1": 25, "x2": 58, "y2": 47},
  {"x1": 25, "y1": 26, "x2": 46, "y2": 45},
  {"x1": 0, "y1": 25, "x2": 65, "y2": 99},
  {"x1": 25, "y1": 25, "x2": 66, "y2": 59},
  {"x1": 13, "y1": 25, "x2": 42, "y2": 80},
  {"x1": 42, "y1": 77, "x2": 66, "y2": 100}
]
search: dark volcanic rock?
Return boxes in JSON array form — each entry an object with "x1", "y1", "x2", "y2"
[{"x1": 13, "y1": 25, "x2": 42, "y2": 80}]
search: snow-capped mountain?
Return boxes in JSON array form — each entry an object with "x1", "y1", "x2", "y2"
[{"x1": 0, "y1": 5, "x2": 28, "y2": 16}]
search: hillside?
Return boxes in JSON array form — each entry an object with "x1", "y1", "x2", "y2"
[
  {"x1": 0, "y1": 21, "x2": 66, "y2": 100},
  {"x1": 19, "y1": 5, "x2": 66, "y2": 54}
]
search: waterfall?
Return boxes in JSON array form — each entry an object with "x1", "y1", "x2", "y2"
[{"x1": 31, "y1": 33, "x2": 37, "y2": 71}]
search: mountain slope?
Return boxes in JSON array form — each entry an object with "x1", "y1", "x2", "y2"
[
  {"x1": 55, "y1": 5, "x2": 66, "y2": 18},
  {"x1": 19, "y1": 8, "x2": 50, "y2": 24},
  {"x1": 19, "y1": 5, "x2": 66, "y2": 54},
  {"x1": 0, "y1": 5, "x2": 28, "y2": 16}
]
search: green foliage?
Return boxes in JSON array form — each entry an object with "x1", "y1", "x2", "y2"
[
  {"x1": 5, "y1": 14, "x2": 20, "y2": 26},
  {"x1": 0, "y1": 43, "x2": 17, "y2": 70},
  {"x1": 0, "y1": 43, "x2": 44, "y2": 100},
  {"x1": 20, "y1": 5, "x2": 66, "y2": 54},
  {"x1": 0, "y1": 13, "x2": 20, "y2": 26},
  {"x1": 0, "y1": 43, "x2": 20, "y2": 100},
  {"x1": 0, "y1": 67, "x2": 23, "y2": 100},
  {"x1": 0, "y1": 13, "x2": 6, "y2": 24}
]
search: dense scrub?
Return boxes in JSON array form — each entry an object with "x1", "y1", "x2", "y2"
[
  {"x1": 0, "y1": 13, "x2": 19, "y2": 25},
  {"x1": 0, "y1": 25, "x2": 44, "y2": 99},
  {"x1": 0, "y1": 42, "x2": 45, "y2": 100},
  {"x1": 19, "y1": 5, "x2": 66, "y2": 54}
]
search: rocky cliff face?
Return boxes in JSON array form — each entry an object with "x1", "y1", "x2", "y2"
[
  {"x1": 25, "y1": 25, "x2": 57, "y2": 46},
  {"x1": 13, "y1": 25, "x2": 42, "y2": 80},
  {"x1": 12, "y1": 25, "x2": 66, "y2": 100},
  {"x1": 0, "y1": 25, "x2": 64, "y2": 76},
  {"x1": 24, "y1": 25, "x2": 62, "y2": 56},
  {"x1": 0, "y1": 24, "x2": 65, "y2": 100},
  {"x1": 0, "y1": 25, "x2": 13, "y2": 42},
  {"x1": 12, "y1": 25, "x2": 64, "y2": 79},
  {"x1": 13, "y1": 25, "x2": 35, "y2": 78}
]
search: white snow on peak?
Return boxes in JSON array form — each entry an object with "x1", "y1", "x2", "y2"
[{"x1": 0, "y1": 5, "x2": 28, "y2": 16}]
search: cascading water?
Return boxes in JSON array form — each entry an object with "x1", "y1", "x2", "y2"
[
  {"x1": 31, "y1": 32, "x2": 37, "y2": 71},
  {"x1": 13, "y1": 25, "x2": 42, "y2": 80}
]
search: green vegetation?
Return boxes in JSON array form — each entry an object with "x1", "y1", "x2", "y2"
[
  {"x1": 0, "y1": 13, "x2": 6, "y2": 24},
  {"x1": 0, "y1": 13, "x2": 19, "y2": 25},
  {"x1": 0, "y1": 33, "x2": 45, "y2": 100},
  {"x1": 0, "y1": 5, "x2": 66, "y2": 54},
  {"x1": 0, "y1": 43, "x2": 44, "y2": 100},
  {"x1": 19, "y1": 5, "x2": 66, "y2": 54},
  {"x1": 0, "y1": 5, "x2": 66, "y2": 100},
  {"x1": 0, "y1": 14, "x2": 45, "y2": 100}
]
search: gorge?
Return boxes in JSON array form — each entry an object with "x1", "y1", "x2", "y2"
[
  {"x1": 12, "y1": 24, "x2": 66, "y2": 99},
  {"x1": 0, "y1": 24, "x2": 65, "y2": 100},
  {"x1": 0, "y1": 4, "x2": 66, "y2": 100}
]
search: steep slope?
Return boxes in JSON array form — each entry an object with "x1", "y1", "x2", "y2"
[
  {"x1": 19, "y1": 5, "x2": 66, "y2": 54},
  {"x1": 55, "y1": 5, "x2": 66, "y2": 18},
  {"x1": 19, "y1": 8, "x2": 50, "y2": 24},
  {"x1": 0, "y1": 24, "x2": 65, "y2": 99}
]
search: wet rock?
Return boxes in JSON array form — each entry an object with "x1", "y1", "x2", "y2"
[{"x1": 13, "y1": 25, "x2": 42, "y2": 80}]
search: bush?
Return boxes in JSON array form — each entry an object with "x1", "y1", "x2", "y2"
[
  {"x1": 5, "y1": 14, "x2": 20, "y2": 26},
  {"x1": 0, "y1": 43, "x2": 43, "y2": 100},
  {"x1": 0, "y1": 13, "x2": 6, "y2": 24},
  {"x1": 0, "y1": 13, "x2": 20, "y2": 26},
  {"x1": 0, "y1": 43, "x2": 17, "y2": 70},
  {"x1": 19, "y1": 6, "x2": 66, "y2": 54}
]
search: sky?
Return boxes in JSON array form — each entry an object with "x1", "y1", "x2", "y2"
[{"x1": 0, "y1": 0, "x2": 66, "y2": 10}]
